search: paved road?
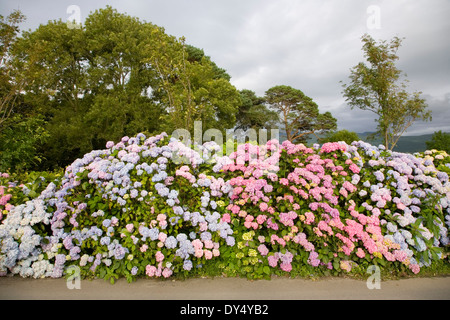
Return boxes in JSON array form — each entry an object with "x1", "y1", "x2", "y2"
[{"x1": 1, "y1": 275, "x2": 449, "y2": 300}]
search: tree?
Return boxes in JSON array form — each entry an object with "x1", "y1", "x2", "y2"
[
  {"x1": 235, "y1": 89, "x2": 278, "y2": 131},
  {"x1": 185, "y1": 44, "x2": 231, "y2": 81},
  {"x1": 10, "y1": 6, "x2": 241, "y2": 169},
  {"x1": 318, "y1": 129, "x2": 360, "y2": 145},
  {"x1": 426, "y1": 131, "x2": 450, "y2": 153},
  {"x1": 148, "y1": 34, "x2": 241, "y2": 135},
  {"x1": 264, "y1": 85, "x2": 336, "y2": 143},
  {"x1": 0, "y1": 10, "x2": 26, "y2": 129},
  {"x1": 0, "y1": 10, "x2": 51, "y2": 172},
  {"x1": 0, "y1": 115, "x2": 49, "y2": 172},
  {"x1": 341, "y1": 34, "x2": 432, "y2": 151}
]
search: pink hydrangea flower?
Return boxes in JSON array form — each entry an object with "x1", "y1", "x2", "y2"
[
  {"x1": 222, "y1": 213, "x2": 231, "y2": 223},
  {"x1": 280, "y1": 262, "x2": 292, "y2": 272},
  {"x1": 162, "y1": 268, "x2": 173, "y2": 278},
  {"x1": 268, "y1": 255, "x2": 278, "y2": 267},
  {"x1": 204, "y1": 240, "x2": 214, "y2": 249},
  {"x1": 259, "y1": 202, "x2": 268, "y2": 212},
  {"x1": 192, "y1": 239, "x2": 203, "y2": 249},
  {"x1": 256, "y1": 215, "x2": 267, "y2": 224},
  {"x1": 158, "y1": 232, "x2": 167, "y2": 242},
  {"x1": 155, "y1": 251, "x2": 164, "y2": 262},
  {"x1": 356, "y1": 248, "x2": 365, "y2": 258},
  {"x1": 194, "y1": 248, "x2": 203, "y2": 258},
  {"x1": 204, "y1": 250, "x2": 213, "y2": 260},
  {"x1": 146, "y1": 265, "x2": 156, "y2": 277},
  {"x1": 258, "y1": 244, "x2": 269, "y2": 256}
]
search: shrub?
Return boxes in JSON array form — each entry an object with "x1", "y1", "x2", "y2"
[
  {"x1": 0, "y1": 133, "x2": 448, "y2": 281},
  {"x1": 318, "y1": 129, "x2": 360, "y2": 145},
  {"x1": 425, "y1": 131, "x2": 450, "y2": 153},
  {"x1": 0, "y1": 170, "x2": 62, "y2": 221}
]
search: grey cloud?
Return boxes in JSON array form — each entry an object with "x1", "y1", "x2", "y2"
[{"x1": 2, "y1": 0, "x2": 449, "y2": 135}]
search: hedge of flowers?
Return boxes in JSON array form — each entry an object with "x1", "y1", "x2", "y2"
[
  {"x1": 0, "y1": 171, "x2": 61, "y2": 221},
  {"x1": 0, "y1": 132, "x2": 449, "y2": 282}
]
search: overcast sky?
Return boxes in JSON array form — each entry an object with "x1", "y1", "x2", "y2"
[{"x1": 2, "y1": 0, "x2": 450, "y2": 135}]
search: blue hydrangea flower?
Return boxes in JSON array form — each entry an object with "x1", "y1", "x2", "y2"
[
  {"x1": 102, "y1": 219, "x2": 111, "y2": 228},
  {"x1": 183, "y1": 260, "x2": 193, "y2": 271},
  {"x1": 226, "y1": 236, "x2": 235, "y2": 246},
  {"x1": 100, "y1": 236, "x2": 111, "y2": 246},
  {"x1": 131, "y1": 266, "x2": 138, "y2": 275},
  {"x1": 165, "y1": 236, "x2": 177, "y2": 249}
]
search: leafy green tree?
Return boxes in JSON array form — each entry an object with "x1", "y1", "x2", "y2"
[
  {"x1": 0, "y1": 10, "x2": 26, "y2": 129},
  {"x1": 0, "y1": 10, "x2": 51, "y2": 172},
  {"x1": 11, "y1": 6, "x2": 241, "y2": 169},
  {"x1": 148, "y1": 34, "x2": 240, "y2": 135},
  {"x1": 235, "y1": 89, "x2": 278, "y2": 131},
  {"x1": 341, "y1": 34, "x2": 431, "y2": 151},
  {"x1": 0, "y1": 115, "x2": 49, "y2": 172},
  {"x1": 185, "y1": 44, "x2": 231, "y2": 81},
  {"x1": 264, "y1": 85, "x2": 337, "y2": 143},
  {"x1": 426, "y1": 131, "x2": 450, "y2": 153},
  {"x1": 318, "y1": 129, "x2": 360, "y2": 145},
  {"x1": 81, "y1": 7, "x2": 163, "y2": 147}
]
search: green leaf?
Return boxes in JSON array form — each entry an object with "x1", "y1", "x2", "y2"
[
  {"x1": 263, "y1": 266, "x2": 270, "y2": 275},
  {"x1": 333, "y1": 261, "x2": 339, "y2": 270}
]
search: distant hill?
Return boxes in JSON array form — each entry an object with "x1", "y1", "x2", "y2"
[
  {"x1": 356, "y1": 132, "x2": 435, "y2": 154},
  {"x1": 275, "y1": 130, "x2": 447, "y2": 154}
]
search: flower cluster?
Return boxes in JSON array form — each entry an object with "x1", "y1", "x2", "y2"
[
  {"x1": 0, "y1": 173, "x2": 15, "y2": 221},
  {"x1": 0, "y1": 133, "x2": 448, "y2": 281},
  {"x1": 352, "y1": 142, "x2": 450, "y2": 270},
  {"x1": 218, "y1": 139, "x2": 449, "y2": 278},
  {"x1": 1, "y1": 133, "x2": 235, "y2": 280},
  {"x1": 0, "y1": 198, "x2": 53, "y2": 277}
]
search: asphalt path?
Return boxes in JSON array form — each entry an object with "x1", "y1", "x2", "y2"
[{"x1": 1, "y1": 275, "x2": 449, "y2": 300}]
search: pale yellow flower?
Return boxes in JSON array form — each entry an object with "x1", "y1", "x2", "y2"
[
  {"x1": 216, "y1": 200, "x2": 225, "y2": 207},
  {"x1": 242, "y1": 231, "x2": 254, "y2": 241}
]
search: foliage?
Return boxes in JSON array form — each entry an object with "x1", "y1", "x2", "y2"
[
  {"x1": 426, "y1": 131, "x2": 450, "y2": 153},
  {"x1": 0, "y1": 169, "x2": 62, "y2": 221},
  {"x1": 235, "y1": 89, "x2": 279, "y2": 132},
  {"x1": 7, "y1": 6, "x2": 241, "y2": 170},
  {"x1": 0, "y1": 115, "x2": 49, "y2": 172},
  {"x1": 0, "y1": 9, "x2": 26, "y2": 129},
  {"x1": 264, "y1": 85, "x2": 337, "y2": 143},
  {"x1": 0, "y1": 132, "x2": 448, "y2": 282},
  {"x1": 318, "y1": 129, "x2": 360, "y2": 145},
  {"x1": 341, "y1": 34, "x2": 431, "y2": 151}
]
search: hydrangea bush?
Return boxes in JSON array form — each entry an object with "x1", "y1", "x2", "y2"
[
  {"x1": 217, "y1": 140, "x2": 449, "y2": 278},
  {"x1": 0, "y1": 171, "x2": 61, "y2": 222},
  {"x1": 0, "y1": 133, "x2": 449, "y2": 282}
]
